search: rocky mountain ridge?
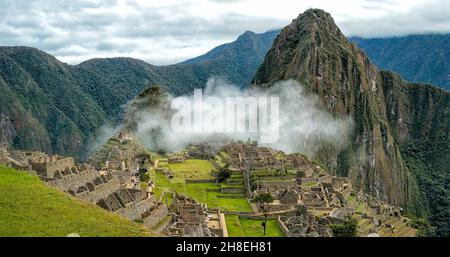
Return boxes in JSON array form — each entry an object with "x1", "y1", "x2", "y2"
[{"x1": 252, "y1": 9, "x2": 449, "y2": 235}]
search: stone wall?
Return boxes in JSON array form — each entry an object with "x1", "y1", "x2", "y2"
[
  {"x1": 259, "y1": 180, "x2": 297, "y2": 188},
  {"x1": 185, "y1": 179, "x2": 216, "y2": 184},
  {"x1": 47, "y1": 169, "x2": 101, "y2": 191},
  {"x1": 220, "y1": 187, "x2": 245, "y2": 194},
  {"x1": 116, "y1": 195, "x2": 158, "y2": 221},
  {"x1": 267, "y1": 203, "x2": 296, "y2": 212},
  {"x1": 143, "y1": 204, "x2": 169, "y2": 227},
  {"x1": 277, "y1": 216, "x2": 290, "y2": 236},
  {"x1": 340, "y1": 186, "x2": 352, "y2": 197},
  {"x1": 76, "y1": 177, "x2": 122, "y2": 204},
  {"x1": 30, "y1": 157, "x2": 74, "y2": 178}
]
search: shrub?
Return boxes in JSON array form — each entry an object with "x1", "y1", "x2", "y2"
[{"x1": 329, "y1": 219, "x2": 358, "y2": 237}]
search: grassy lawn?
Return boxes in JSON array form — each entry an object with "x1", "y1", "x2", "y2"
[
  {"x1": 159, "y1": 159, "x2": 215, "y2": 181},
  {"x1": 225, "y1": 215, "x2": 245, "y2": 236},
  {"x1": 225, "y1": 215, "x2": 284, "y2": 237},
  {"x1": 153, "y1": 173, "x2": 252, "y2": 212},
  {"x1": 0, "y1": 166, "x2": 154, "y2": 237}
]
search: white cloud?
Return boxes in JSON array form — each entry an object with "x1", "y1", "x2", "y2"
[
  {"x1": 340, "y1": 0, "x2": 450, "y2": 38},
  {"x1": 0, "y1": 0, "x2": 447, "y2": 64}
]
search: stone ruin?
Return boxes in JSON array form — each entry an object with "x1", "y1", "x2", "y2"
[
  {"x1": 106, "y1": 160, "x2": 126, "y2": 171},
  {"x1": 168, "y1": 154, "x2": 186, "y2": 164},
  {"x1": 0, "y1": 148, "x2": 30, "y2": 171},
  {"x1": 221, "y1": 141, "x2": 284, "y2": 171},
  {"x1": 166, "y1": 193, "x2": 226, "y2": 237},
  {"x1": 17, "y1": 151, "x2": 76, "y2": 179},
  {"x1": 1, "y1": 143, "x2": 415, "y2": 237},
  {"x1": 187, "y1": 144, "x2": 218, "y2": 160},
  {"x1": 155, "y1": 167, "x2": 174, "y2": 179},
  {"x1": 278, "y1": 205, "x2": 334, "y2": 237},
  {"x1": 0, "y1": 149, "x2": 169, "y2": 230}
]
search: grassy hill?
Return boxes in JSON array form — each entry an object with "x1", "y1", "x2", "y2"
[{"x1": 0, "y1": 165, "x2": 155, "y2": 237}]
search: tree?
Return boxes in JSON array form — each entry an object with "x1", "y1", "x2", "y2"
[
  {"x1": 217, "y1": 164, "x2": 231, "y2": 183},
  {"x1": 410, "y1": 217, "x2": 436, "y2": 237},
  {"x1": 329, "y1": 219, "x2": 358, "y2": 237},
  {"x1": 252, "y1": 192, "x2": 274, "y2": 235},
  {"x1": 138, "y1": 168, "x2": 150, "y2": 182}
]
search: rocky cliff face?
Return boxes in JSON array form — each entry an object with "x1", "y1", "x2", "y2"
[
  {"x1": 252, "y1": 9, "x2": 424, "y2": 212},
  {"x1": 381, "y1": 71, "x2": 450, "y2": 235}
]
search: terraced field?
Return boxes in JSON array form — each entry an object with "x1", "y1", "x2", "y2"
[
  {"x1": 357, "y1": 217, "x2": 377, "y2": 236},
  {"x1": 359, "y1": 216, "x2": 416, "y2": 237},
  {"x1": 379, "y1": 217, "x2": 417, "y2": 237},
  {"x1": 349, "y1": 195, "x2": 417, "y2": 237},
  {"x1": 88, "y1": 137, "x2": 148, "y2": 168},
  {"x1": 158, "y1": 159, "x2": 215, "y2": 181},
  {"x1": 153, "y1": 172, "x2": 252, "y2": 212}
]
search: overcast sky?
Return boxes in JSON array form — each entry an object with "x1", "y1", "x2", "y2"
[{"x1": 1, "y1": 0, "x2": 449, "y2": 65}]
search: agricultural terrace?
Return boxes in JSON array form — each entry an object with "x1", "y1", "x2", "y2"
[
  {"x1": 150, "y1": 154, "x2": 252, "y2": 212},
  {"x1": 153, "y1": 172, "x2": 252, "y2": 212}
]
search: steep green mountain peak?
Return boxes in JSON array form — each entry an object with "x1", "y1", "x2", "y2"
[{"x1": 253, "y1": 9, "x2": 450, "y2": 236}]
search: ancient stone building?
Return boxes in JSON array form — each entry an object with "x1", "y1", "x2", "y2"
[
  {"x1": 278, "y1": 205, "x2": 333, "y2": 237},
  {"x1": 168, "y1": 155, "x2": 186, "y2": 164},
  {"x1": 106, "y1": 160, "x2": 126, "y2": 171},
  {"x1": 167, "y1": 194, "x2": 225, "y2": 237},
  {"x1": 29, "y1": 155, "x2": 75, "y2": 178}
]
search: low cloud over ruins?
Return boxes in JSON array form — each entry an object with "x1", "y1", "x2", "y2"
[{"x1": 131, "y1": 78, "x2": 353, "y2": 159}]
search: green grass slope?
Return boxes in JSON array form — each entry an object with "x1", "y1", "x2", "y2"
[{"x1": 0, "y1": 166, "x2": 154, "y2": 237}]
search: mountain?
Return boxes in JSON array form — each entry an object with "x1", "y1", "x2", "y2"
[
  {"x1": 72, "y1": 30, "x2": 278, "y2": 119},
  {"x1": 253, "y1": 9, "x2": 450, "y2": 236},
  {"x1": 0, "y1": 30, "x2": 278, "y2": 159},
  {"x1": 0, "y1": 47, "x2": 109, "y2": 159},
  {"x1": 351, "y1": 35, "x2": 450, "y2": 91},
  {"x1": 181, "y1": 30, "x2": 280, "y2": 87},
  {"x1": 381, "y1": 72, "x2": 450, "y2": 236}
]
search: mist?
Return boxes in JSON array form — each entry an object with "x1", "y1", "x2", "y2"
[{"x1": 131, "y1": 78, "x2": 353, "y2": 158}]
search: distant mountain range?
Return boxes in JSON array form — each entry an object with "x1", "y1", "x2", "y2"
[
  {"x1": 352, "y1": 34, "x2": 450, "y2": 91},
  {"x1": 3, "y1": 30, "x2": 449, "y2": 161},
  {"x1": 0, "y1": 30, "x2": 277, "y2": 159}
]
